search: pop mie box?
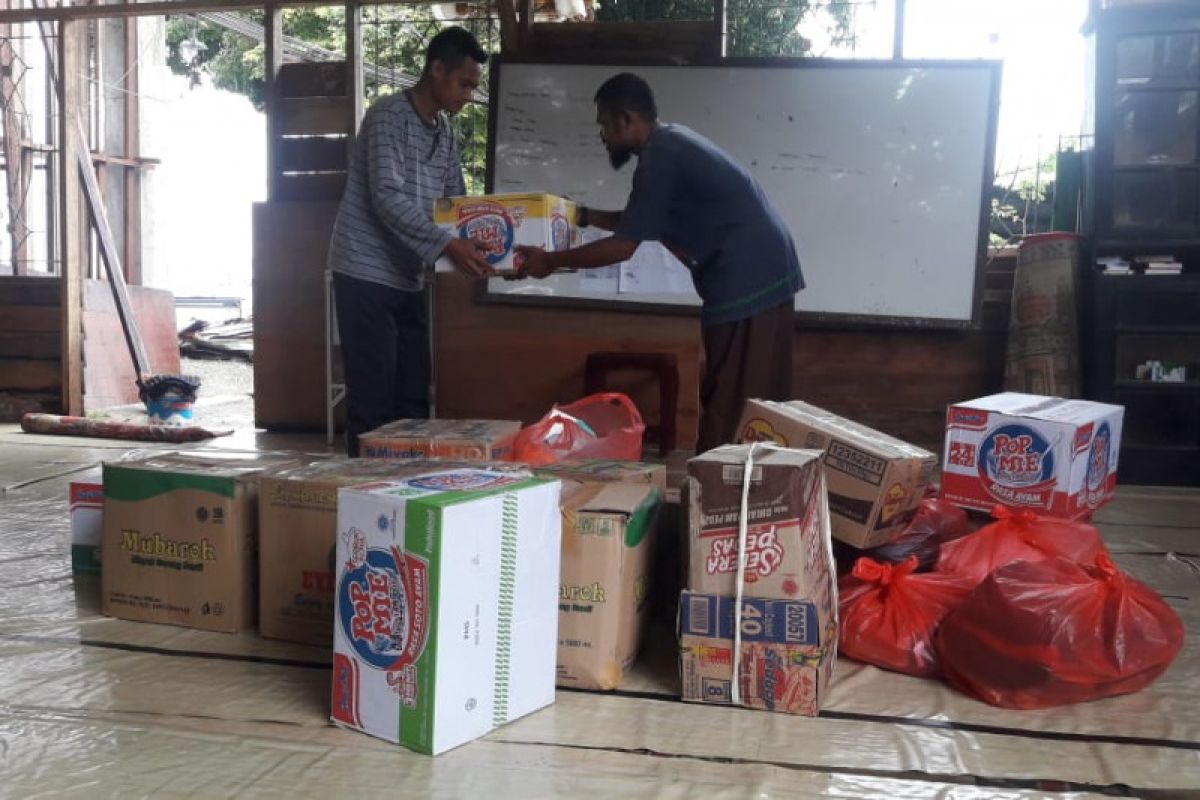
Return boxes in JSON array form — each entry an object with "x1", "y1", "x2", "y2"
[
  {"x1": 69, "y1": 467, "x2": 103, "y2": 575},
  {"x1": 737, "y1": 399, "x2": 937, "y2": 549},
  {"x1": 684, "y1": 445, "x2": 829, "y2": 600},
  {"x1": 101, "y1": 451, "x2": 299, "y2": 633},
  {"x1": 678, "y1": 591, "x2": 836, "y2": 716},
  {"x1": 433, "y1": 192, "x2": 577, "y2": 273},
  {"x1": 556, "y1": 479, "x2": 660, "y2": 691},
  {"x1": 941, "y1": 392, "x2": 1125, "y2": 518},
  {"x1": 258, "y1": 458, "x2": 532, "y2": 646},
  {"x1": 331, "y1": 468, "x2": 561, "y2": 755},
  {"x1": 359, "y1": 418, "x2": 520, "y2": 461}
]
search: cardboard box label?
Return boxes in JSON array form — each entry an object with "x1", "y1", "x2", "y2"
[{"x1": 69, "y1": 481, "x2": 103, "y2": 574}]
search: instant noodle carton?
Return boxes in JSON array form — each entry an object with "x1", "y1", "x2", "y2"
[
  {"x1": 101, "y1": 451, "x2": 299, "y2": 633},
  {"x1": 737, "y1": 399, "x2": 937, "y2": 549},
  {"x1": 684, "y1": 445, "x2": 830, "y2": 600},
  {"x1": 555, "y1": 479, "x2": 660, "y2": 691},
  {"x1": 941, "y1": 393, "x2": 1124, "y2": 518},
  {"x1": 433, "y1": 192, "x2": 577, "y2": 273},
  {"x1": 331, "y1": 468, "x2": 561, "y2": 755},
  {"x1": 258, "y1": 458, "x2": 531, "y2": 646},
  {"x1": 358, "y1": 418, "x2": 520, "y2": 461},
  {"x1": 678, "y1": 592, "x2": 836, "y2": 716}
]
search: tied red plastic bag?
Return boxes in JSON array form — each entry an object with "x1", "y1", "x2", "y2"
[
  {"x1": 936, "y1": 505, "x2": 1108, "y2": 587},
  {"x1": 509, "y1": 393, "x2": 645, "y2": 465},
  {"x1": 834, "y1": 496, "x2": 971, "y2": 574},
  {"x1": 838, "y1": 556, "x2": 975, "y2": 678},
  {"x1": 936, "y1": 553, "x2": 1184, "y2": 709}
]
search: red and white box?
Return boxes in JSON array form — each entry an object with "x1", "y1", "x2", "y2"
[{"x1": 941, "y1": 393, "x2": 1124, "y2": 518}]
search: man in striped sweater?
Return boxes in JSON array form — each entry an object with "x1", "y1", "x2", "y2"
[{"x1": 327, "y1": 27, "x2": 492, "y2": 456}]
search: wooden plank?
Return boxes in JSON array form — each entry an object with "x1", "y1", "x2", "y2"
[
  {"x1": 123, "y1": 15, "x2": 141, "y2": 285},
  {"x1": 278, "y1": 136, "x2": 349, "y2": 172},
  {"x1": 58, "y1": 16, "x2": 84, "y2": 416},
  {"x1": 0, "y1": 332, "x2": 60, "y2": 359},
  {"x1": 82, "y1": 280, "x2": 180, "y2": 411},
  {"x1": 278, "y1": 96, "x2": 353, "y2": 136},
  {"x1": 0, "y1": 275, "x2": 62, "y2": 305},
  {"x1": 529, "y1": 21, "x2": 720, "y2": 62},
  {"x1": 279, "y1": 61, "x2": 347, "y2": 98},
  {"x1": 264, "y1": 2, "x2": 283, "y2": 200},
  {"x1": 345, "y1": 3, "x2": 363, "y2": 133},
  {"x1": 275, "y1": 172, "x2": 347, "y2": 202},
  {"x1": 0, "y1": 358, "x2": 61, "y2": 391},
  {"x1": 0, "y1": 390, "x2": 59, "y2": 422},
  {"x1": 0, "y1": 305, "x2": 60, "y2": 332}
]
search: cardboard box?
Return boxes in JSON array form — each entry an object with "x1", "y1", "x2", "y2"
[
  {"x1": 359, "y1": 418, "x2": 521, "y2": 461},
  {"x1": 556, "y1": 479, "x2": 660, "y2": 690},
  {"x1": 534, "y1": 460, "x2": 667, "y2": 497},
  {"x1": 685, "y1": 445, "x2": 828, "y2": 599},
  {"x1": 941, "y1": 392, "x2": 1125, "y2": 517},
  {"x1": 101, "y1": 452, "x2": 298, "y2": 633},
  {"x1": 737, "y1": 399, "x2": 937, "y2": 549},
  {"x1": 433, "y1": 192, "x2": 576, "y2": 273},
  {"x1": 331, "y1": 468, "x2": 561, "y2": 755},
  {"x1": 259, "y1": 458, "x2": 531, "y2": 646},
  {"x1": 69, "y1": 473, "x2": 103, "y2": 574},
  {"x1": 678, "y1": 592, "x2": 836, "y2": 716}
]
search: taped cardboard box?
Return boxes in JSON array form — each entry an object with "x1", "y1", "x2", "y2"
[
  {"x1": 941, "y1": 392, "x2": 1124, "y2": 517},
  {"x1": 534, "y1": 459, "x2": 667, "y2": 497},
  {"x1": 69, "y1": 467, "x2": 103, "y2": 574},
  {"x1": 737, "y1": 399, "x2": 937, "y2": 549},
  {"x1": 332, "y1": 468, "x2": 561, "y2": 755},
  {"x1": 685, "y1": 445, "x2": 828, "y2": 600},
  {"x1": 101, "y1": 452, "x2": 299, "y2": 633},
  {"x1": 556, "y1": 479, "x2": 660, "y2": 691},
  {"x1": 678, "y1": 592, "x2": 836, "y2": 716},
  {"x1": 259, "y1": 458, "x2": 533, "y2": 646},
  {"x1": 433, "y1": 192, "x2": 576, "y2": 273},
  {"x1": 359, "y1": 418, "x2": 521, "y2": 461}
]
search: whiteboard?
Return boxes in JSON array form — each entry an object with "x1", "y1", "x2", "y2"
[{"x1": 483, "y1": 59, "x2": 999, "y2": 327}]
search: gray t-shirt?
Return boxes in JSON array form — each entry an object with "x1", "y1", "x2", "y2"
[{"x1": 327, "y1": 91, "x2": 466, "y2": 291}]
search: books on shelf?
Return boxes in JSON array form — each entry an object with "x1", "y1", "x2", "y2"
[{"x1": 1097, "y1": 256, "x2": 1132, "y2": 275}]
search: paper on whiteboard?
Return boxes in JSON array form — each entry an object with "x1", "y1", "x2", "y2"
[
  {"x1": 576, "y1": 227, "x2": 620, "y2": 293},
  {"x1": 619, "y1": 243, "x2": 695, "y2": 296}
]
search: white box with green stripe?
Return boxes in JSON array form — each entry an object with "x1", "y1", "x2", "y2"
[{"x1": 331, "y1": 469, "x2": 562, "y2": 755}]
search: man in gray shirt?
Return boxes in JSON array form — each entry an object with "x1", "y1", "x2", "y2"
[{"x1": 328, "y1": 27, "x2": 492, "y2": 456}]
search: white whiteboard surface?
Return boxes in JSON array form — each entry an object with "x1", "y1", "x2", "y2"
[{"x1": 485, "y1": 60, "x2": 998, "y2": 325}]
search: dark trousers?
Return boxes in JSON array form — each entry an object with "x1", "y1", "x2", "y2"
[
  {"x1": 697, "y1": 299, "x2": 794, "y2": 453},
  {"x1": 333, "y1": 272, "x2": 430, "y2": 457}
]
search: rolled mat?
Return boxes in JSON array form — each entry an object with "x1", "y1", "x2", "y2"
[{"x1": 20, "y1": 413, "x2": 232, "y2": 442}]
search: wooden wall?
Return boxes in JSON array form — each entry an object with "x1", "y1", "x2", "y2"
[{"x1": 0, "y1": 276, "x2": 61, "y2": 420}]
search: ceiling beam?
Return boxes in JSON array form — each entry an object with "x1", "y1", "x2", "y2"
[{"x1": 0, "y1": 0, "x2": 428, "y2": 26}]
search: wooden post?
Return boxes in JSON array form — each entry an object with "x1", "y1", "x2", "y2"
[
  {"x1": 345, "y1": 2, "x2": 362, "y2": 132},
  {"x1": 517, "y1": 0, "x2": 533, "y2": 54},
  {"x1": 713, "y1": 0, "x2": 727, "y2": 58},
  {"x1": 58, "y1": 17, "x2": 84, "y2": 415},
  {"x1": 495, "y1": 0, "x2": 518, "y2": 56},
  {"x1": 263, "y1": 1, "x2": 283, "y2": 200},
  {"x1": 123, "y1": 16, "x2": 141, "y2": 284}
]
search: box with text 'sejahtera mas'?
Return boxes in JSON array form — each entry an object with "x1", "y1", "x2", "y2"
[
  {"x1": 940, "y1": 392, "x2": 1124, "y2": 517},
  {"x1": 433, "y1": 193, "x2": 577, "y2": 273},
  {"x1": 358, "y1": 418, "x2": 520, "y2": 461},
  {"x1": 737, "y1": 399, "x2": 936, "y2": 549},
  {"x1": 331, "y1": 469, "x2": 561, "y2": 755},
  {"x1": 101, "y1": 451, "x2": 299, "y2": 633}
]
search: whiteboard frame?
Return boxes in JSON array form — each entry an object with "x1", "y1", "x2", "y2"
[{"x1": 477, "y1": 56, "x2": 1001, "y2": 331}]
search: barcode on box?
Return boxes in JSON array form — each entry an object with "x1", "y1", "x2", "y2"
[
  {"x1": 687, "y1": 594, "x2": 714, "y2": 636},
  {"x1": 720, "y1": 465, "x2": 762, "y2": 486}
]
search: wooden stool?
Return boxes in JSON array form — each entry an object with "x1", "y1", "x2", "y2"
[{"x1": 584, "y1": 351, "x2": 679, "y2": 456}]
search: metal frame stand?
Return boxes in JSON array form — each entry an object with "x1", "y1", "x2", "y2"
[{"x1": 325, "y1": 269, "x2": 346, "y2": 447}]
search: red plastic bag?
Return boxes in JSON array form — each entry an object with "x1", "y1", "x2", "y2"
[
  {"x1": 508, "y1": 393, "x2": 645, "y2": 465},
  {"x1": 834, "y1": 496, "x2": 971, "y2": 574},
  {"x1": 935, "y1": 553, "x2": 1184, "y2": 709},
  {"x1": 838, "y1": 556, "x2": 976, "y2": 678},
  {"x1": 936, "y1": 505, "x2": 1108, "y2": 587}
]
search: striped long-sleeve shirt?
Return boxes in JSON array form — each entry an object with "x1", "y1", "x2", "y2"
[{"x1": 327, "y1": 90, "x2": 466, "y2": 291}]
